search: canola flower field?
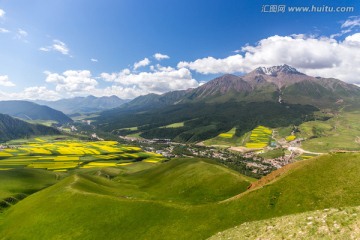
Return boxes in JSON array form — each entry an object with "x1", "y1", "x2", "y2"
[
  {"x1": 218, "y1": 128, "x2": 236, "y2": 139},
  {"x1": 0, "y1": 139, "x2": 164, "y2": 172},
  {"x1": 245, "y1": 126, "x2": 272, "y2": 149}
]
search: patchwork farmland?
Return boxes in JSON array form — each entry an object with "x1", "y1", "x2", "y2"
[
  {"x1": 0, "y1": 138, "x2": 164, "y2": 172},
  {"x1": 245, "y1": 126, "x2": 272, "y2": 149}
]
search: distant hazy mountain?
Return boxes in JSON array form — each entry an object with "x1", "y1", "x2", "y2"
[
  {"x1": 0, "y1": 113, "x2": 60, "y2": 142},
  {"x1": 95, "y1": 65, "x2": 360, "y2": 142},
  {"x1": 119, "y1": 91, "x2": 190, "y2": 111},
  {"x1": 35, "y1": 95, "x2": 128, "y2": 114},
  {"x1": 0, "y1": 101, "x2": 72, "y2": 124}
]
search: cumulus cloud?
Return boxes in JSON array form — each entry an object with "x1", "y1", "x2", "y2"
[
  {"x1": 100, "y1": 67, "x2": 199, "y2": 98},
  {"x1": 0, "y1": 86, "x2": 61, "y2": 101},
  {"x1": 178, "y1": 33, "x2": 360, "y2": 83},
  {"x1": 0, "y1": 9, "x2": 5, "y2": 18},
  {"x1": 40, "y1": 39, "x2": 70, "y2": 55},
  {"x1": 91, "y1": 58, "x2": 98, "y2": 62},
  {"x1": 45, "y1": 70, "x2": 98, "y2": 93},
  {"x1": 133, "y1": 58, "x2": 150, "y2": 70},
  {"x1": 100, "y1": 69, "x2": 131, "y2": 82},
  {"x1": 0, "y1": 75, "x2": 15, "y2": 87},
  {"x1": 0, "y1": 28, "x2": 9, "y2": 33},
  {"x1": 21, "y1": 86, "x2": 60, "y2": 100},
  {"x1": 154, "y1": 53, "x2": 170, "y2": 61}
]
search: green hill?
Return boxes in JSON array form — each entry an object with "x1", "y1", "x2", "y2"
[
  {"x1": 0, "y1": 100, "x2": 73, "y2": 124},
  {"x1": 0, "y1": 113, "x2": 60, "y2": 142},
  {"x1": 121, "y1": 158, "x2": 254, "y2": 204},
  {"x1": 1, "y1": 153, "x2": 360, "y2": 239},
  {"x1": 0, "y1": 168, "x2": 60, "y2": 211}
]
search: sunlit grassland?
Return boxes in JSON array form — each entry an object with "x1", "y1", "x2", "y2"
[
  {"x1": 0, "y1": 138, "x2": 165, "y2": 172},
  {"x1": 298, "y1": 111, "x2": 360, "y2": 152},
  {"x1": 2, "y1": 153, "x2": 360, "y2": 239}
]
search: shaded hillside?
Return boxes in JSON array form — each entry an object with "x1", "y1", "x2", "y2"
[
  {"x1": 0, "y1": 113, "x2": 60, "y2": 142},
  {"x1": 0, "y1": 101, "x2": 72, "y2": 124},
  {"x1": 98, "y1": 101, "x2": 318, "y2": 142}
]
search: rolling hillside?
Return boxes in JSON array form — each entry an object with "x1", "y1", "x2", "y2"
[
  {"x1": 0, "y1": 101, "x2": 72, "y2": 124},
  {"x1": 1, "y1": 153, "x2": 360, "y2": 239},
  {"x1": 0, "y1": 168, "x2": 60, "y2": 211},
  {"x1": 0, "y1": 113, "x2": 60, "y2": 142}
]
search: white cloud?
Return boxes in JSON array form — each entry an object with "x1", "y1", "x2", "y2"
[
  {"x1": 52, "y1": 40, "x2": 69, "y2": 55},
  {"x1": 39, "y1": 47, "x2": 49, "y2": 52},
  {"x1": 331, "y1": 16, "x2": 360, "y2": 38},
  {"x1": 18, "y1": 29, "x2": 27, "y2": 37},
  {"x1": 40, "y1": 39, "x2": 70, "y2": 55},
  {"x1": 21, "y1": 86, "x2": 60, "y2": 100},
  {"x1": 154, "y1": 53, "x2": 170, "y2": 61},
  {"x1": 0, "y1": 86, "x2": 60, "y2": 101},
  {"x1": 341, "y1": 16, "x2": 360, "y2": 29},
  {"x1": 0, "y1": 9, "x2": 5, "y2": 18},
  {"x1": 0, "y1": 28, "x2": 9, "y2": 33},
  {"x1": 91, "y1": 58, "x2": 98, "y2": 62},
  {"x1": 87, "y1": 86, "x2": 148, "y2": 100},
  {"x1": 100, "y1": 69, "x2": 131, "y2": 82},
  {"x1": 15, "y1": 28, "x2": 28, "y2": 41},
  {"x1": 0, "y1": 75, "x2": 15, "y2": 87},
  {"x1": 178, "y1": 33, "x2": 360, "y2": 83},
  {"x1": 100, "y1": 67, "x2": 199, "y2": 98},
  {"x1": 45, "y1": 70, "x2": 98, "y2": 93},
  {"x1": 133, "y1": 58, "x2": 150, "y2": 70},
  {"x1": 178, "y1": 54, "x2": 246, "y2": 74}
]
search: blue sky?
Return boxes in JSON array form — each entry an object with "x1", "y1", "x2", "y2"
[{"x1": 0, "y1": 0, "x2": 359, "y2": 100}]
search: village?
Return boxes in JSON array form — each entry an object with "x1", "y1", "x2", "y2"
[{"x1": 118, "y1": 134, "x2": 317, "y2": 178}]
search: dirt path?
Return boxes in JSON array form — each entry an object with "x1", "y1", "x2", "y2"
[{"x1": 287, "y1": 147, "x2": 324, "y2": 155}]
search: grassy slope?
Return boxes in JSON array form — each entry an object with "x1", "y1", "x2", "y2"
[
  {"x1": 1, "y1": 153, "x2": 360, "y2": 239},
  {"x1": 298, "y1": 111, "x2": 360, "y2": 152},
  {"x1": 209, "y1": 206, "x2": 360, "y2": 240},
  {"x1": 120, "y1": 158, "x2": 253, "y2": 204},
  {"x1": 0, "y1": 168, "x2": 59, "y2": 200}
]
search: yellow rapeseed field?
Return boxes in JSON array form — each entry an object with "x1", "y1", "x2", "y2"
[
  {"x1": 245, "y1": 126, "x2": 272, "y2": 149},
  {"x1": 0, "y1": 140, "x2": 165, "y2": 171}
]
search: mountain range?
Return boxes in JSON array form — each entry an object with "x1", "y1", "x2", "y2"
[
  {"x1": 119, "y1": 64, "x2": 360, "y2": 110},
  {"x1": 35, "y1": 95, "x2": 128, "y2": 115},
  {"x1": 0, "y1": 101, "x2": 73, "y2": 125},
  {"x1": 95, "y1": 65, "x2": 360, "y2": 142}
]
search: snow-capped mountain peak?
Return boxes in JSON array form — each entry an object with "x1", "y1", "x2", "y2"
[{"x1": 255, "y1": 64, "x2": 302, "y2": 76}]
